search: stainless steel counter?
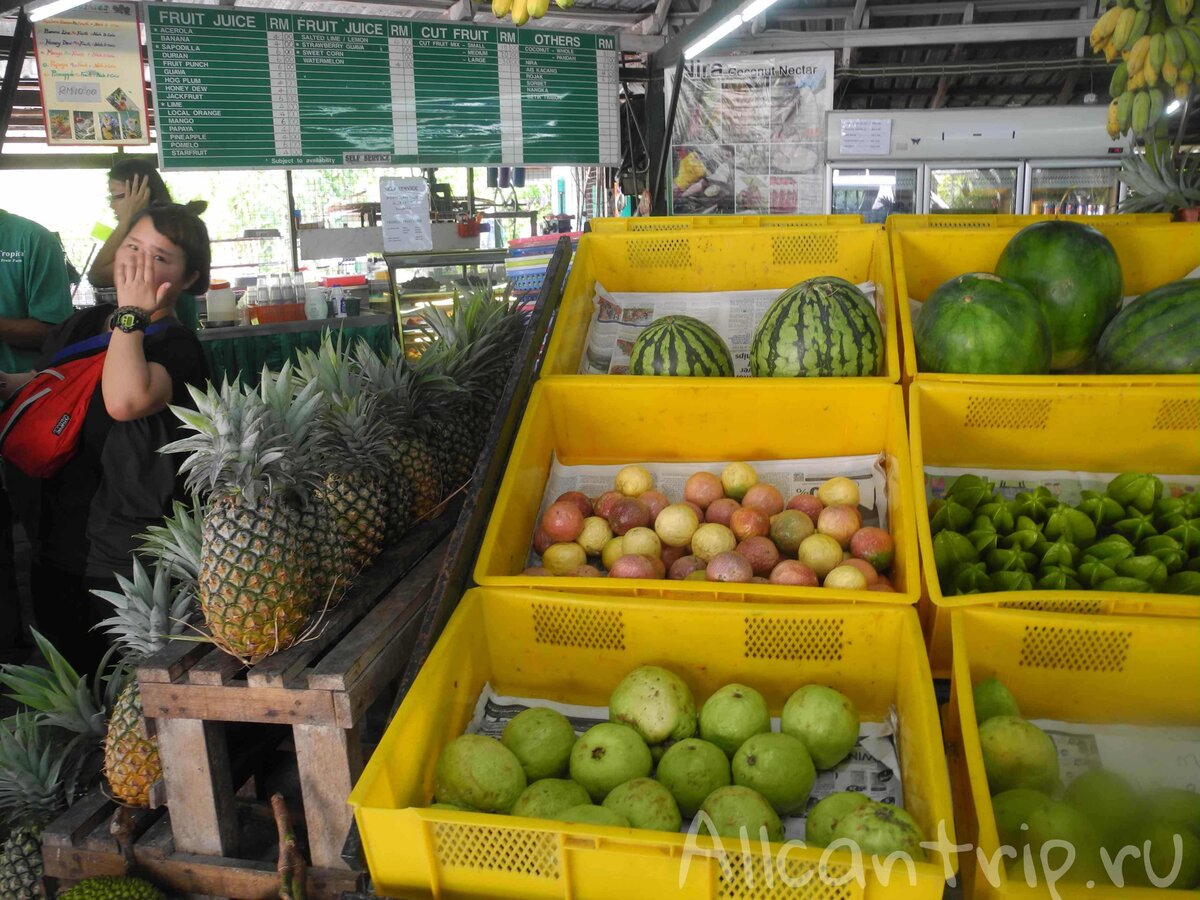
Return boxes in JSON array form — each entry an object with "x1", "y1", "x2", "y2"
[{"x1": 197, "y1": 313, "x2": 394, "y2": 341}]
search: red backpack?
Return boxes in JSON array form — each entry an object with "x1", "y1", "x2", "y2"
[{"x1": 0, "y1": 323, "x2": 165, "y2": 478}]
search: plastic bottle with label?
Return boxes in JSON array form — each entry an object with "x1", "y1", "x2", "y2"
[{"x1": 331, "y1": 286, "x2": 346, "y2": 318}]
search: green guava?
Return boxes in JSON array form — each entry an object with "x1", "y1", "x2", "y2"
[
  {"x1": 609, "y1": 665, "x2": 697, "y2": 744},
  {"x1": 1064, "y1": 769, "x2": 1138, "y2": 846},
  {"x1": 973, "y1": 678, "x2": 1021, "y2": 725},
  {"x1": 1025, "y1": 801, "x2": 1105, "y2": 884},
  {"x1": 978, "y1": 716, "x2": 1060, "y2": 795},
  {"x1": 433, "y1": 734, "x2": 527, "y2": 813},
  {"x1": 655, "y1": 738, "x2": 731, "y2": 817},
  {"x1": 602, "y1": 778, "x2": 682, "y2": 832},
  {"x1": 1145, "y1": 787, "x2": 1200, "y2": 836},
  {"x1": 831, "y1": 802, "x2": 925, "y2": 859},
  {"x1": 732, "y1": 732, "x2": 815, "y2": 816},
  {"x1": 991, "y1": 788, "x2": 1051, "y2": 850},
  {"x1": 1121, "y1": 821, "x2": 1200, "y2": 889},
  {"x1": 502, "y1": 707, "x2": 577, "y2": 781},
  {"x1": 806, "y1": 792, "x2": 874, "y2": 847},
  {"x1": 556, "y1": 804, "x2": 630, "y2": 827},
  {"x1": 699, "y1": 683, "x2": 771, "y2": 758},
  {"x1": 780, "y1": 684, "x2": 860, "y2": 770},
  {"x1": 699, "y1": 785, "x2": 784, "y2": 842},
  {"x1": 510, "y1": 778, "x2": 591, "y2": 819},
  {"x1": 569, "y1": 722, "x2": 653, "y2": 802}
]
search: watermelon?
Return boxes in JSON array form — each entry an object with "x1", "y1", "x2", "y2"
[
  {"x1": 1095, "y1": 278, "x2": 1200, "y2": 375},
  {"x1": 914, "y1": 273, "x2": 1052, "y2": 375},
  {"x1": 749, "y1": 277, "x2": 882, "y2": 377},
  {"x1": 995, "y1": 221, "x2": 1122, "y2": 371},
  {"x1": 629, "y1": 315, "x2": 734, "y2": 376}
]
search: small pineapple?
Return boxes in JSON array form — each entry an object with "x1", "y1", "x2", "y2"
[
  {"x1": 138, "y1": 500, "x2": 202, "y2": 590},
  {"x1": 58, "y1": 875, "x2": 165, "y2": 899},
  {"x1": 164, "y1": 380, "x2": 314, "y2": 664},
  {"x1": 92, "y1": 557, "x2": 195, "y2": 808},
  {"x1": 416, "y1": 289, "x2": 524, "y2": 491},
  {"x1": 0, "y1": 713, "x2": 81, "y2": 900}
]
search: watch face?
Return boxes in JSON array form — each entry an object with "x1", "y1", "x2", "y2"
[{"x1": 118, "y1": 313, "x2": 137, "y2": 330}]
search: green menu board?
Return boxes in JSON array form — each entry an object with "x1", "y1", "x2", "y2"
[{"x1": 146, "y1": 3, "x2": 620, "y2": 169}]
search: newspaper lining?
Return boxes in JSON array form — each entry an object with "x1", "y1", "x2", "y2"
[
  {"x1": 468, "y1": 683, "x2": 903, "y2": 841},
  {"x1": 581, "y1": 281, "x2": 879, "y2": 376},
  {"x1": 925, "y1": 465, "x2": 1200, "y2": 505},
  {"x1": 530, "y1": 453, "x2": 890, "y2": 570},
  {"x1": 1032, "y1": 719, "x2": 1200, "y2": 794}
]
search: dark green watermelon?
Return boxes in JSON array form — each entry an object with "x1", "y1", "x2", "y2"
[
  {"x1": 749, "y1": 276, "x2": 882, "y2": 377},
  {"x1": 914, "y1": 273, "x2": 1052, "y2": 375},
  {"x1": 1095, "y1": 278, "x2": 1200, "y2": 375},
  {"x1": 995, "y1": 221, "x2": 1122, "y2": 371},
  {"x1": 629, "y1": 315, "x2": 734, "y2": 376}
]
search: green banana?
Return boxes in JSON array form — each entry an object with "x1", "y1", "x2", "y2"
[
  {"x1": 1113, "y1": 6, "x2": 1138, "y2": 46},
  {"x1": 1110, "y1": 60, "x2": 1130, "y2": 95},
  {"x1": 1178, "y1": 24, "x2": 1200, "y2": 67},
  {"x1": 1117, "y1": 91, "x2": 1134, "y2": 131},
  {"x1": 1150, "y1": 3, "x2": 1169, "y2": 35},
  {"x1": 1148, "y1": 87, "x2": 1165, "y2": 127},
  {"x1": 1132, "y1": 89, "x2": 1152, "y2": 132},
  {"x1": 1150, "y1": 32, "x2": 1167, "y2": 69},
  {"x1": 1167, "y1": 27, "x2": 1189, "y2": 66},
  {"x1": 1167, "y1": 0, "x2": 1189, "y2": 25},
  {"x1": 1128, "y1": 8, "x2": 1151, "y2": 45}
]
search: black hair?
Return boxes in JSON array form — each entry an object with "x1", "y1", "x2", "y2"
[
  {"x1": 107, "y1": 158, "x2": 209, "y2": 215},
  {"x1": 129, "y1": 203, "x2": 212, "y2": 294}
]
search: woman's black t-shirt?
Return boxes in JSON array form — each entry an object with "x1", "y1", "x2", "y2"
[{"x1": 19, "y1": 304, "x2": 209, "y2": 578}]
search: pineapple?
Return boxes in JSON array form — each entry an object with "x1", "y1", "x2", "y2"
[
  {"x1": 91, "y1": 557, "x2": 195, "y2": 808},
  {"x1": 164, "y1": 380, "x2": 314, "y2": 664},
  {"x1": 415, "y1": 289, "x2": 524, "y2": 491},
  {"x1": 0, "y1": 714, "x2": 78, "y2": 900},
  {"x1": 353, "y1": 341, "x2": 460, "y2": 523},
  {"x1": 311, "y1": 392, "x2": 391, "y2": 575}
]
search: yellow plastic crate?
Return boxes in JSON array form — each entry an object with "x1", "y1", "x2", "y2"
[
  {"x1": 539, "y1": 227, "x2": 901, "y2": 384},
  {"x1": 945, "y1": 607, "x2": 1200, "y2": 900},
  {"x1": 350, "y1": 587, "x2": 956, "y2": 900},
  {"x1": 885, "y1": 213, "x2": 1171, "y2": 234},
  {"x1": 893, "y1": 221, "x2": 1200, "y2": 386},
  {"x1": 911, "y1": 380, "x2": 1200, "y2": 678},
  {"x1": 590, "y1": 214, "x2": 867, "y2": 232},
  {"x1": 475, "y1": 379, "x2": 919, "y2": 606}
]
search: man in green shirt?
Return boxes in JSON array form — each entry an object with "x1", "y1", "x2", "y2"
[
  {"x1": 0, "y1": 209, "x2": 73, "y2": 372},
  {"x1": 0, "y1": 209, "x2": 72, "y2": 650}
]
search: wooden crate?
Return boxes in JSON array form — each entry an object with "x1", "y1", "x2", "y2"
[
  {"x1": 42, "y1": 790, "x2": 363, "y2": 899},
  {"x1": 129, "y1": 510, "x2": 453, "y2": 877}
]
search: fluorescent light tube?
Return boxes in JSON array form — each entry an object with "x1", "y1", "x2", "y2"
[
  {"x1": 684, "y1": 14, "x2": 745, "y2": 59},
  {"x1": 741, "y1": 0, "x2": 783, "y2": 21},
  {"x1": 1165, "y1": 100, "x2": 1182, "y2": 116},
  {"x1": 29, "y1": 0, "x2": 91, "y2": 22}
]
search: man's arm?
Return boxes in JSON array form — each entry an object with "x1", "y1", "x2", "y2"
[{"x1": 0, "y1": 317, "x2": 53, "y2": 350}]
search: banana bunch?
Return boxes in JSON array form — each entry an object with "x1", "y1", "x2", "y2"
[
  {"x1": 1096, "y1": 0, "x2": 1199, "y2": 138},
  {"x1": 492, "y1": 0, "x2": 572, "y2": 26}
]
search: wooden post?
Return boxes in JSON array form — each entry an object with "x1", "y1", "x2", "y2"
[
  {"x1": 293, "y1": 723, "x2": 363, "y2": 870},
  {"x1": 155, "y1": 719, "x2": 238, "y2": 857}
]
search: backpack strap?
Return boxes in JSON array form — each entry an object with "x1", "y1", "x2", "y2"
[{"x1": 49, "y1": 320, "x2": 169, "y2": 366}]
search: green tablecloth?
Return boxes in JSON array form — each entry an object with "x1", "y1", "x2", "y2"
[{"x1": 200, "y1": 320, "x2": 394, "y2": 387}]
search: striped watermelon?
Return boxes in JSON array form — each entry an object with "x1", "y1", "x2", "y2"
[
  {"x1": 629, "y1": 315, "x2": 734, "y2": 376},
  {"x1": 749, "y1": 277, "x2": 883, "y2": 377},
  {"x1": 1095, "y1": 279, "x2": 1200, "y2": 375}
]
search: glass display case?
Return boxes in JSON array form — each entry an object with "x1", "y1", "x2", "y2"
[
  {"x1": 829, "y1": 166, "x2": 920, "y2": 222},
  {"x1": 926, "y1": 164, "x2": 1021, "y2": 214},
  {"x1": 1024, "y1": 161, "x2": 1122, "y2": 215}
]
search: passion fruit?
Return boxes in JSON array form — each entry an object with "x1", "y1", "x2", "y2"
[
  {"x1": 684, "y1": 472, "x2": 724, "y2": 510},
  {"x1": 730, "y1": 507, "x2": 770, "y2": 542},
  {"x1": 543, "y1": 501, "x2": 585, "y2": 543},
  {"x1": 742, "y1": 484, "x2": 784, "y2": 517},
  {"x1": 706, "y1": 551, "x2": 754, "y2": 583},
  {"x1": 705, "y1": 498, "x2": 741, "y2": 526}
]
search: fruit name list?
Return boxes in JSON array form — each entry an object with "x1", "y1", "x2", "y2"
[{"x1": 146, "y1": 3, "x2": 620, "y2": 169}]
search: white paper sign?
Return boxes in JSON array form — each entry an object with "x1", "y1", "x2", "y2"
[
  {"x1": 380, "y1": 177, "x2": 432, "y2": 253},
  {"x1": 839, "y1": 118, "x2": 892, "y2": 156}
]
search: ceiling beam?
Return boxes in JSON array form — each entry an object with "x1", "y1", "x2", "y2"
[
  {"x1": 634, "y1": 0, "x2": 674, "y2": 35},
  {"x1": 650, "y1": 0, "x2": 747, "y2": 68},
  {"x1": 717, "y1": 18, "x2": 1095, "y2": 54}
]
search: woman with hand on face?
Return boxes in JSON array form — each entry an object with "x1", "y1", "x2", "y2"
[
  {"x1": 89, "y1": 159, "x2": 207, "y2": 330},
  {"x1": 1, "y1": 204, "x2": 211, "y2": 673}
]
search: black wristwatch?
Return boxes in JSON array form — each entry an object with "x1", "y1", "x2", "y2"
[{"x1": 109, "y1": 306, "x2": 151, "y2": 334}]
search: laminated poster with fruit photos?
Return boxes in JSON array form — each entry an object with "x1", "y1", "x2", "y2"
[
  {"x1": 467, "y1": 684, "x2": 905, "y2": 842},
  {"x1": 666, "y1": 52, "x2": 834, "y2": 216}
]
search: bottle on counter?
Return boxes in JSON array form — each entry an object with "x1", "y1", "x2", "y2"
[
  {"x1": 331, "y1": 286, "x2": 346, "y2": 318},
  {"x1": 267, "y1": 275, "x2": 283, "y2": 305},
  {"x1": 280, "y1": 273, "x2": 295, "y2": 305},
  {"x1": 206, "y1": 279, "x2": 237, "y2": 325}
]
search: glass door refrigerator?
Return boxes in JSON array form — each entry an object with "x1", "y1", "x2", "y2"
[
  {"x1": 1023, "y1": 159, "x2": 1123, "y2": 215},
  {"x1": 827, "y1": 164, "x2": 922, "y2": 223},
  {"x1": 924, "y1": 162, "x2": 1023, "y2": 214}
]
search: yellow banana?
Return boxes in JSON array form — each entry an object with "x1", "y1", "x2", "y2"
[
  {"x1": 1105, "y1": 41, "x2": 1119, "y2": 61},
  {"x1": 528, "y1": 0, "x2": 549, "y2": 17},
  {"x1": 1132, "y1": 89, "x2": 1151, "y2": 131},
  {"x1": 1117, "y1": 90, "x2": 1134, "y2": 131},
  {"x1": 1128, "y1": 67, "x2": 1146, "y2": 89},
  {"x1": 1167, "y1": 0, "x2": 1188, "y2": 25},
  {"x1": 1163, "y1": 56, "x2": 1179, "y2": 84},
  {"x1": 1108, "y1": 6, "x2": 1135, "y2": 47},
  {"x1": 1128, "y1": 34, "x2": 1152, "y2": 73},
  {"x1": 492, "y1": 0, "x2": 512, "y2": 18},
  {"x1": 511, "y1": 0, "x2": 529, "y2": 26},
  {"x1": 1178, "y1": 79, "x2": 1193, "y2": 98},
  {"x1": 1144, "y1": 56, "x2": 1159, "y2": 86},
  {"x1": 1107, "y1": 98, "x2": 1121, "y2": 138}
]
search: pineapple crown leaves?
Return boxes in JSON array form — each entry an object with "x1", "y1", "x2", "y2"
[
  {"x1": 0, "y1": 712, "x2": 74, "y2": 828},
  {"x1": 309, "y1": 388, "x2": 394, "y2": 478},
  {"x1": 91, "y1": 555, "x2": 198, "y2": 663},
  {"x1": 138, "y1": 499, "x2": 203, "y2": 589},
  {"x1": 164, "y1": 379, "x2": 298, "y2": 506},
  {"x1": 414, "y1": 290, "x2": 524, "y2": 402},
  {"x1": 351, "y1": 340, "x2": 462, "y2": 437},
  {"x1": 1119, "y1": 140, "x2": 1200, "y2": 213},
  {"x1": 295, "y1": 330, "x2": 368, "y2": 404},
  {"x1": 0, "y1": 631, "x2": 108, "y2": 741}
]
